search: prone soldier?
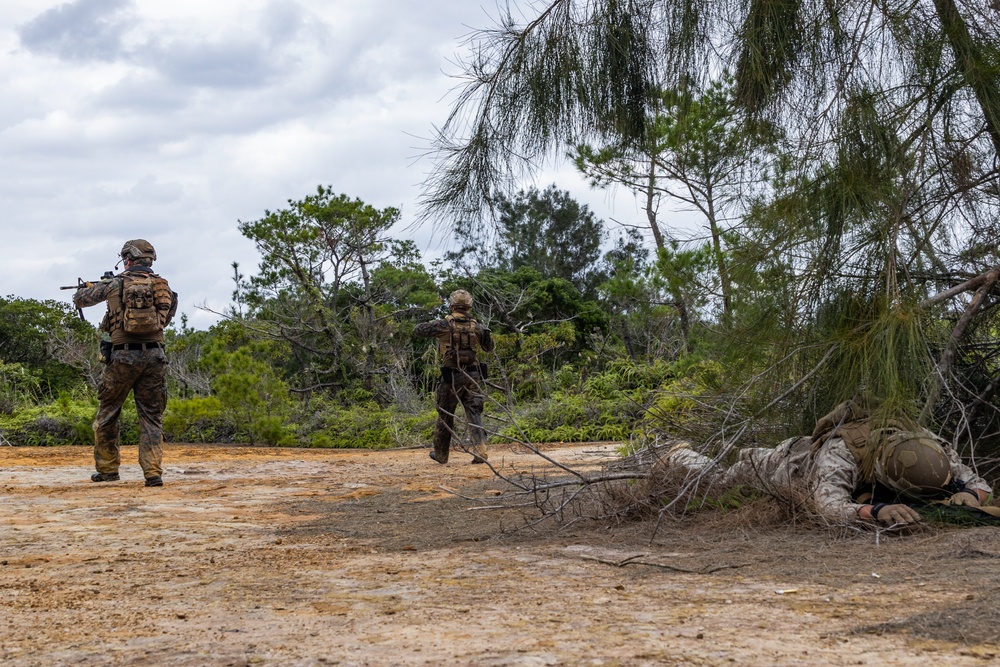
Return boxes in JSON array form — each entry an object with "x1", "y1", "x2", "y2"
[{"x1": 668, "y1": 400, "x2": 993, "y2": 526}]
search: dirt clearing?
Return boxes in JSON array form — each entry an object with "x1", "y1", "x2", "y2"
[{"x1": 2, "y1": 443, "x2": 1000, "y2": 666}]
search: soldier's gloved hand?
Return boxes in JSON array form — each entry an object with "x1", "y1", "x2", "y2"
[
  {"x1": 872, "y1": 503, "x2": 922, "y2": 525},
  {"x1": 949, "y1": 490, "x2": 981, "y2": 507}
]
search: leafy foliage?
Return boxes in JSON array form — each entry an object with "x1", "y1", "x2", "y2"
[
  {"x1": 0, "y1": 361, "x2": 42, "y2": 415},
  {"x1": 0, "y1": 296, "x2": 94, "y2": 398},
  {"x1": 235, "y1": 186, "x2": 437, "y2": 404},
  {"x1": 502, "y1": 359, "x2": 682, "y2": 444},
  {"x1": 297, "y1": 400, "x2": 436, "y2": 449},
  {"x1": 0, "y1": 394, "x2": 132, "y2": 447},
  {"x1": 450, "y1": 185, "x2": 608, "y2": 297},
  {"x1": 576, "y1": 77, "x2": 781, "y2": 320},
  {"x1": 163, "y1": 396, "x2": 224, "y2": 443},
  {"x1": 201, "y1": 341, "x2": 293, "y2": 446}
]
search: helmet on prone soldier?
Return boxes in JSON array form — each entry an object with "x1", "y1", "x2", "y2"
[
  {"x1": 449, "y1": 289, "x2": 473, "y2": 312},
  {"x1": 120, "y1": 239, "x2": 156, "y2": 263},
  {"x1": 874, "y1": 430, "x2": 952, "y2": 497}
]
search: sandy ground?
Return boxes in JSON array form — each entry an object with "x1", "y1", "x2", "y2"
[{"x1": 2, "y1": 442, "x2": 1000, "y2": 666}]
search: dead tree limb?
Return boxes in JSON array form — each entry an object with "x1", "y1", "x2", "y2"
[
  {"x1": 919, "y1": 269, "x2": 998, "y2": 307},
  {"x1": 920, "y1": 265, "x2": 1000, "y2": 424}
]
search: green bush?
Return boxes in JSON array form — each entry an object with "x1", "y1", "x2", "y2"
[
  {"x1": 583, "y1": 358, "x2": 676, "y2": 399},
  {"x1": 490, "y1": 358, "x2": 703, "y2": 444},
  {"x1": 252, "y1": 415, "x2": 294, "y2": 446},
  {"x1": 642, "y1": 360, "x2": 726, "y2": 436},
  {"x1": 301, "y1": 401, "x2": 435, "y2": 449},
  {"x1": 163, "y1": 396, "x2": 224, "y2": 443},
  {"x1": 0, "y1": 361, "x2": 48, "y2": 416},
  {"x1": 0, "y1": 396, "x2": 136, "y2": 446},
  {"x1": 554, "y1": 364, "x2": 582, "y2": 391},
  {"x1": 499, "y1": 390, "x2": 642, "y2": 443}
]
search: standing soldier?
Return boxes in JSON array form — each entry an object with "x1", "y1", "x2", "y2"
[
  {"x1": 415, "y1": 289, "x2": 494, "y2": 464},
  {"x1": 73, "y1": 240, "x2": 177, "y2": 487}
]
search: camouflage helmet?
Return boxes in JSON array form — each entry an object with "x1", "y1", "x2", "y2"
[
  {"x1": 873, "y1": 430, "x2": 952, "y2": 497},
  {"x1": 120, "y1": 239, "x2": 156, "y2": 262},
  {"x1": 449, "y1": 289, "x2": 473, "y2": 312}
]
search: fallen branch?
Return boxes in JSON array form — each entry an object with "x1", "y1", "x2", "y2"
[
  {"x1": 578, "y1": 554, "x2": 754, "y2": 574},
  {"x1": 466, "y1": 502, "x2": 539, "y2": 510}
]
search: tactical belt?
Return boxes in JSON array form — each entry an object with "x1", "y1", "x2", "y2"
[{"x1": 112, "y1": 342, "x2": 164, "y2": 351}]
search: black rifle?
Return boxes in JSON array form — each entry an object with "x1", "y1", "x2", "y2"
[{"x1": 60, "y1": 271, "x2": 115, "y2": 321}]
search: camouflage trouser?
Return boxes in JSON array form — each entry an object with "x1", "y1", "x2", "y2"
[
  {"x1": 432, "y1": 366, "x2": 488, "y2": 462},
  {"x1": 669, "y1": 437, "x2": 813, "y2": 490},
  {"x1": 93, "y1": 347, "x2": 168, "y2": 479}
]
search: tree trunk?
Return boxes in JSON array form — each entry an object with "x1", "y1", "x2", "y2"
[
  {"x1": 645, "y1": 157, "x2": 666, "y2": 252},
  {"x1": 930, "y1": 0, "x2": 1000, "y2": 156},
  {"x1": 704, "y1": 181, "x2": 732, "y2": 321}
]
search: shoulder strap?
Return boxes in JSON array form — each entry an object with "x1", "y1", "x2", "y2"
[
  {"x1": 448, "y1": 317, "x2": 457, "y2": 363},
  {"x1": 109, "y1": 276, "x2": 126, "y2": 331},
  {"x1": 811, "y1": 399, "x2": 868, "y2": 443}
]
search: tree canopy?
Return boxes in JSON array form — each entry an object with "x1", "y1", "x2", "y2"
[
  {"x1": 449, "y1": 184, "x2": 608, "y2": 297},
  {"x1": 235, "y1": 186, "x2": 440, "y2": 403},
  {"x1": 424, "y1": 0, "x2": 999, "y2": 219},
  {"x1": 421, "y1": 0, "x2": 1000, "y2": 446}
]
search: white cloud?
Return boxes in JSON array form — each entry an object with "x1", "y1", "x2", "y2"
[
  {"x1": 17, "y1": 0, "x2": 135, "y2": 61},
  {"x1": 0, "y1": 0, "x2": 647, "y2": 332}
]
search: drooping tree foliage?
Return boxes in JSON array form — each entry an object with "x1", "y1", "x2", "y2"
[{"x1": 423, "y1": 0, "x2": 1000, "y2": 451}]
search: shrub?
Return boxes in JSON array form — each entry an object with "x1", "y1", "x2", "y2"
[
  {"x1": 0, "y1": 396, "x2": 130, "y2": 446},
  {"x1": 643, "y1": 360, "x2": 726, "y2": 438},
  {"x1": 163, "y1": 396, "x2": 224, "y2": 443},
  {"x1": 499, "y1": 391, "x2": 643, "y2": 443},
  {"x1": 294, "y1": 397, "x2": 436, "y2": 449},
  {"x1": 0, "y1": 361, "x2": 42, "y2": 415},
  {"x1": 252, "y1": 415, "x2": 293, "y2": 446}
]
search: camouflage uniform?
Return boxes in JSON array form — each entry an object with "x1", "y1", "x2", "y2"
[
  {"x1": 671, "y1": 435, "x2": 991, "y2": 524},
  {"x1": 74, "y1": 245, "x2": 177, "y2": 484},
  {"x1": 415, "y1": 308, "x2": 494, "y2": 464},
  {"x1": 91, "y1": 348, "x2": 168, "y2": 477}
]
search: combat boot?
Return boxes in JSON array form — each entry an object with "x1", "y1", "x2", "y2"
[
  {"x1": 144, "y1": 476, "x2": 163, "y2": 487},
  {"x1": 429, "y1": 450, "x2": 448, "y2": 464},
  {"x1": 90, "y1": 472, "x2": 120, "y2": 482},
  {"x1": 469, "y1": 443, "x2": 488, "y2": 464}
]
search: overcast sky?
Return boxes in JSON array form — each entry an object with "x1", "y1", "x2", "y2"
[{"x1": 1, "y1": 0, "x2": 643, "y2": 330}]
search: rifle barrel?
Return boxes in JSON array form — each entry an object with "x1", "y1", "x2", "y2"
[{"x1": 60, "y1": 276, "x2": 112, "y2": 290}]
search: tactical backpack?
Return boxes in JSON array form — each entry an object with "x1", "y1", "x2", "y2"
[
  {"x1": 118, "y1": 273, "x2": 173, "y2": 335},
  {"x1": 810, "y1": 399, "x2": 878, "y2": 480},
  {"x1": 440, "y1": 315, "x2": 479, "y2": 367}
]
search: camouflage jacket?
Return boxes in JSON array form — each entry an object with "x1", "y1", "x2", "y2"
[
  {"x1": 73, "y1": 266, "x2": 178, "y2": 344},
  {"x1": 736, "y1": 436, "x2": 993, "y2": 523},
  {"x1": 414, "y1": 314, "x2": 494, "y2": 366}
]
